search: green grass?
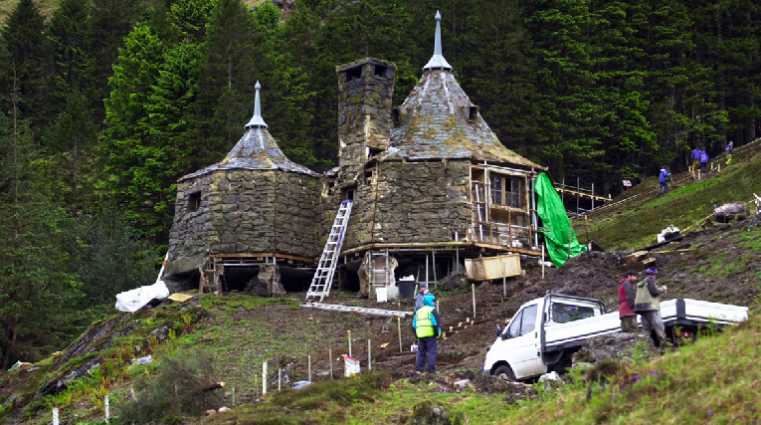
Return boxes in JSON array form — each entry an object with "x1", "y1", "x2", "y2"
[
  {"x1": 579, "y1": 157, "x2": 761, "y2": 251},
  {"x1": 201, "y1": 314, "x2": 761, "y2": 424}
]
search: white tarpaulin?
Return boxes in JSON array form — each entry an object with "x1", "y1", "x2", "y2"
[
  {"x1": 115, "y1": 280, "x2": 169, "y2": 313},
  {"x1": 115, "y1": 253, "x2": 170, "y2": 313}
]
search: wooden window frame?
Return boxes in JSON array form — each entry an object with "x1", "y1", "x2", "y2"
[{"x1": 490, "y1": 174, "x2": 522, "y2": 208}]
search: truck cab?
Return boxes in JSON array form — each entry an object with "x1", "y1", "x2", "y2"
[{"x1": 483, "y1": 294, "x2": 605, "y2": 381}]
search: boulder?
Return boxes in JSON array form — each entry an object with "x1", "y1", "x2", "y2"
[
  {"x1": 714, "y1": 203, "x2": 751, "y2": 223},
  {"x1": 406, "y1": 400, "x2": 463, "y2": 425}
]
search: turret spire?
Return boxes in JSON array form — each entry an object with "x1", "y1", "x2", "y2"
[
  {"x1": 422, "y1": 11, "x2": 453, "y2": 72},
  {"x1": 245, "y1": 81, "x2": 268, "y2": 129}
]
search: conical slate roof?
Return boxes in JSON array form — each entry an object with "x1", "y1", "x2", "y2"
[
  {"x1": 180, "y1": 82, "x2": 318, "y2": 181},
  {"x1": 379, "y1": 12, "x2": 543, "y2": 169}
]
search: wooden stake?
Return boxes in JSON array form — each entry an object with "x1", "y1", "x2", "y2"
[
  {"x1": 542, "y1": 245, "x2": 545, "y2": 279},
  {"x1": 367, "y1": 339, "x2": 372, "y2": 371},
  {"x1": 397, "y1": 317, "x2": 403, "y2": 353},
  {"x1": 52, "y1": 408, "x2": 59, "y2": 425},
  {"x1": 263, "y1": 362, "x2": 267, "y2": 395},
  {"x1": 472, "y1": 284, "x2": 477, "y2": 317},
  {"x1": 278, "y1": 369, "x2": 281, "y2": 391},
  {"x1": 348, "y1": 330, "x2": 352, "y2": 357},
  {"x1": 501, "y1": 259, "x2": 506, "y2": 299},
  {"x1": 308, "y1": 356, "x2": 312, "y2": 382},
  {"x1": 329, "y1": 348, "x2": 333, "y2": 379}
]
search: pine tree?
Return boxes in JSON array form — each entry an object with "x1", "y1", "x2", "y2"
[
  {"x1": 0, "y1": 0, "x2": 51, "y2": 136},
  {"x1": 101, "y1": 23, "x2": 166, "y2": 238},
  {"x1": 187, "y1": 0, "x2": 261, "y2": 166},
  {"x1": 47, "y1": 0, "x2": 94, "y2": 101},
  {"x1": 0, "y1": 78, "x2": 80, "y2": 367},
  {"x1": 89, "y1": 0, "x2": 144, "y2": 120}
]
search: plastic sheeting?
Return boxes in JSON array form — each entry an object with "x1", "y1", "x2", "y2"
[
  {"x1": 115, "y1": 280, "x2": 169, "y2": 313},
  {"x1": 535, "y1": 172, "x2": 586, "y2": 267}
]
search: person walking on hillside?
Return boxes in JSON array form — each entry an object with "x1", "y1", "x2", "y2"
[
  {"x1": 414, "y1": 282, "x2": 430, "y2": 312},
  {"x1": 658, "y1": 166, "x2": 671, "y2": 196},
  {"x1": 726, "y1": 141, "x2": 734, "y2": 165},
  {"x1": 634, "y1": 268, "x2": 669, "y2": 349},
  {"x1": 700, "y1": 149, "x2": 709, "y2": 173},
  {"x1": 412, "y1": 294, "x2": 441, "y2": 374},
  {"x1": 618, "y1": 270, "x2": 638, "y2": 332},
  {"x1": 691, "y1": 147, "x2": 702, "y2": 173}
]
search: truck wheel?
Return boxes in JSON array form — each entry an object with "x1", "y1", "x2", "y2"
[{"x1": 494, "y1": 365, "x2": 517, "y2": 381}]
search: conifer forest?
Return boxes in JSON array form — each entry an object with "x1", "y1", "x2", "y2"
[{"x1": 1, "y1": 0, "x2": 760, "y2": 366}]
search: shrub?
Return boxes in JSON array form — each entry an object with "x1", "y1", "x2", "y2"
[{"x1": 117, "y1": 348, "x2": 223, "y2": 424}]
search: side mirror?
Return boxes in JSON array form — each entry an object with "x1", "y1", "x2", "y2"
[{"x1": 496, "y1": 324, "x2": 502, "y2": 337}]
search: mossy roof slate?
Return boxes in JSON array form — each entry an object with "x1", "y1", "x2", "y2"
[
  {"x1": 179, "y1": 127, "x2": 318, "y2": 181},
  {"x1": 379, "y1": 70, "x2": 544, "y2": 170}
]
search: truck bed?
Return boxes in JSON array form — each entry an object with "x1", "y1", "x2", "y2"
[{"x1": 543, "y1": 298, "x2": 748, "y2": 353}]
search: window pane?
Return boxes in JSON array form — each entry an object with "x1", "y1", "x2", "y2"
[
  {"x1": 520, "y1": 305, "x2": 538, "y2": 334},
  {"x1": 551, "y1": 303, "x2": 596, "y2": 323},
  {"x1": 507, "y1": 311, "x2": 523, "y2": 338},
  {"x1": 512, "y1": 194, "x2": 520, "y2": 207},
  {"x1": 512, "y1": 179, "x2": 521, "y2": 193}
]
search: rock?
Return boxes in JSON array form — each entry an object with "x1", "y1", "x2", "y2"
[
  {"x1": 438, "y1": 272, "x2": 466, "y2": 292},
  {"x1": 572, "y1": 332, "x2": 655, "y2": 364},
  {"x1": 218, "y1": 406, "x2": 230, "y2": 413},
  {"x1": 714, "y1": 203, "x2": 751, "y2": 223},
  {"x1": 38, "y1": 357, "x2": 102, "y2": 396},
  {"x1": 452, "y1": 379, "x2": 470, "y2": 388},
  {"x1": 406, "y1": 400, "x2": 463, "y2": 425},
  {"x1": 538, "y1": 371, "x2": 565, "y2": 390},
  {"x1": 204, "y1": 409, "x2": 217, "y2": 416},
  {"x1": 150, "y1": 326, "x2": 170, "y2": 343}
]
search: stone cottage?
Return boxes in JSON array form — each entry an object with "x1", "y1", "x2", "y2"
[{"x1": 164, "y1": 12, "x2": 546, "y2": 297}]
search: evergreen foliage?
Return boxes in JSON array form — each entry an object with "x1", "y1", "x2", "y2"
[{"x1": 2, "y1": 0, "x2": 761, "y2": 365}]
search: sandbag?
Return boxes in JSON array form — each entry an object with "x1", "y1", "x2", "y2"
[{"x1": 714, "y1": 203, "x2": 750, "y2": 223}]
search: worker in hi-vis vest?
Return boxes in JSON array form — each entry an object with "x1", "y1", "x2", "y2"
[{"x1": 412, "y1": 294, "x2": 442, "y2": 374}]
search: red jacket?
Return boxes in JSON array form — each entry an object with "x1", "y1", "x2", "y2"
[{"x1": 618, "y1": 278, "x2": 636, "y2": 318}]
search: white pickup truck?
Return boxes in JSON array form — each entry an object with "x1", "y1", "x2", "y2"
[{"x1": 482, "y1": 293, "x2": 748, "y2": 381}]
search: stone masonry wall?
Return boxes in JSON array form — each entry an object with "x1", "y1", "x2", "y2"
[
  {"x1": 336, "y1": 59, "x2": 395, "y2": 180},
  {"x1": 208, "y1": 170, "x2": 277, "y2": 254},
  {"x1": 167, "y1": 169, "x2": 321, "y2": 277},
  {"x1": 167, "y1": 174, "x2": 214, "y2": 274},
  {"x1": 273, "y1": 172, "x2": 321, "y2": 257},
  {"x1": 372, "y1": 160, "x2": 471, "y2": 244},
  {"x1": 323, "y1": 159, "x2": 472, "y2": 252}
]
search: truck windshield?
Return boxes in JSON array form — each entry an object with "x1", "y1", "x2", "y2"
[{"x1": 551, "y1": 302, "x2": 595, "y2": 323}]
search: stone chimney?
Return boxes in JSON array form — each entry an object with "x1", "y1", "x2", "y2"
[{"x1": 335, "y1": 58, "x2": 395, "y2": 178}]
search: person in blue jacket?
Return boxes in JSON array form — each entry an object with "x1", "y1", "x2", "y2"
[
  {"x1": 412, "y1": 294, "x2": 442, "y2": 374},
  {"x1": 725, "y1": 141, "x2": 734, "y2": 165},
  {"x1": 691, "y1": 147, "x2": 702, "y2": 173},
  {"x1": 700, "y1": 150, "x2": 709, "y2": 173},
  {"x1": 658, "y1": 166, "x2": 671, "y2": 196}
]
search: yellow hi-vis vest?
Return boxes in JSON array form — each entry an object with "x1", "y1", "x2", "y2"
[{"x1": 414, "y1": 306, "x2": 436, "y2": 338}]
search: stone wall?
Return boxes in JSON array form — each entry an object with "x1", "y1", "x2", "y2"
[
  {"x1": 166, "y1": 169, "x2": 320, "y2": 276},
  {"x1": 323, "y1": 159, "x2": 472, "y2": 252},
  {"x1": 273, "y1": 172, "x2": 321, "y2": 257},
  {"x1": 336, "y1": 59, "x2": 395, "y2": 179},
  {"x1": 372, "y1": 160, "x2": 471, "y2": 244},
  {"x1": 166, "y1": 174, "x2": 215, "y2": 275}
]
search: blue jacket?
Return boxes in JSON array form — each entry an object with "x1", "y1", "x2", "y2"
[
  {"x1": 701, "y1": 152, "x2": 708, "y2": 163},
  {"x1": 692, "y1": 149, "x2": 702, "y2": 160},
  {"x1": 659, "y1": 169, "x2": 670, "y2": 183},
  {"x1": 726, "y1": 144, "x2": 733, "y2": 153}
]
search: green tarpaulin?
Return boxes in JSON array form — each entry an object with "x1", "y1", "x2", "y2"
[{"x1": 535, "y1": 172, "x2": 586, "y2": 267}]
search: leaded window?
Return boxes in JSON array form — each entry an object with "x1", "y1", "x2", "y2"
[{"x1": 490, "y1": 175, "x2": 521, "y2": 207}]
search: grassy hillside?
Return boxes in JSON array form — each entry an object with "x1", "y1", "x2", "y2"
[
  {"x1": 204, "y1": 314, "x2": 761, "y2": 424},
  {"x1": 576, "y1": 146, "x2": 761, "y2": 251},
  {"x1": 1, "y1": 147, "x2": 759, "y2": 424}
]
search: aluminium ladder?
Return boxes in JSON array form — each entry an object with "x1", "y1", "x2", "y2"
[
  {"x1": 301, "y1": 302, "x2": 411, "y2": 318},
  {"x1": 305, "y1": 200, "x2": 354, "y2": 302}
]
